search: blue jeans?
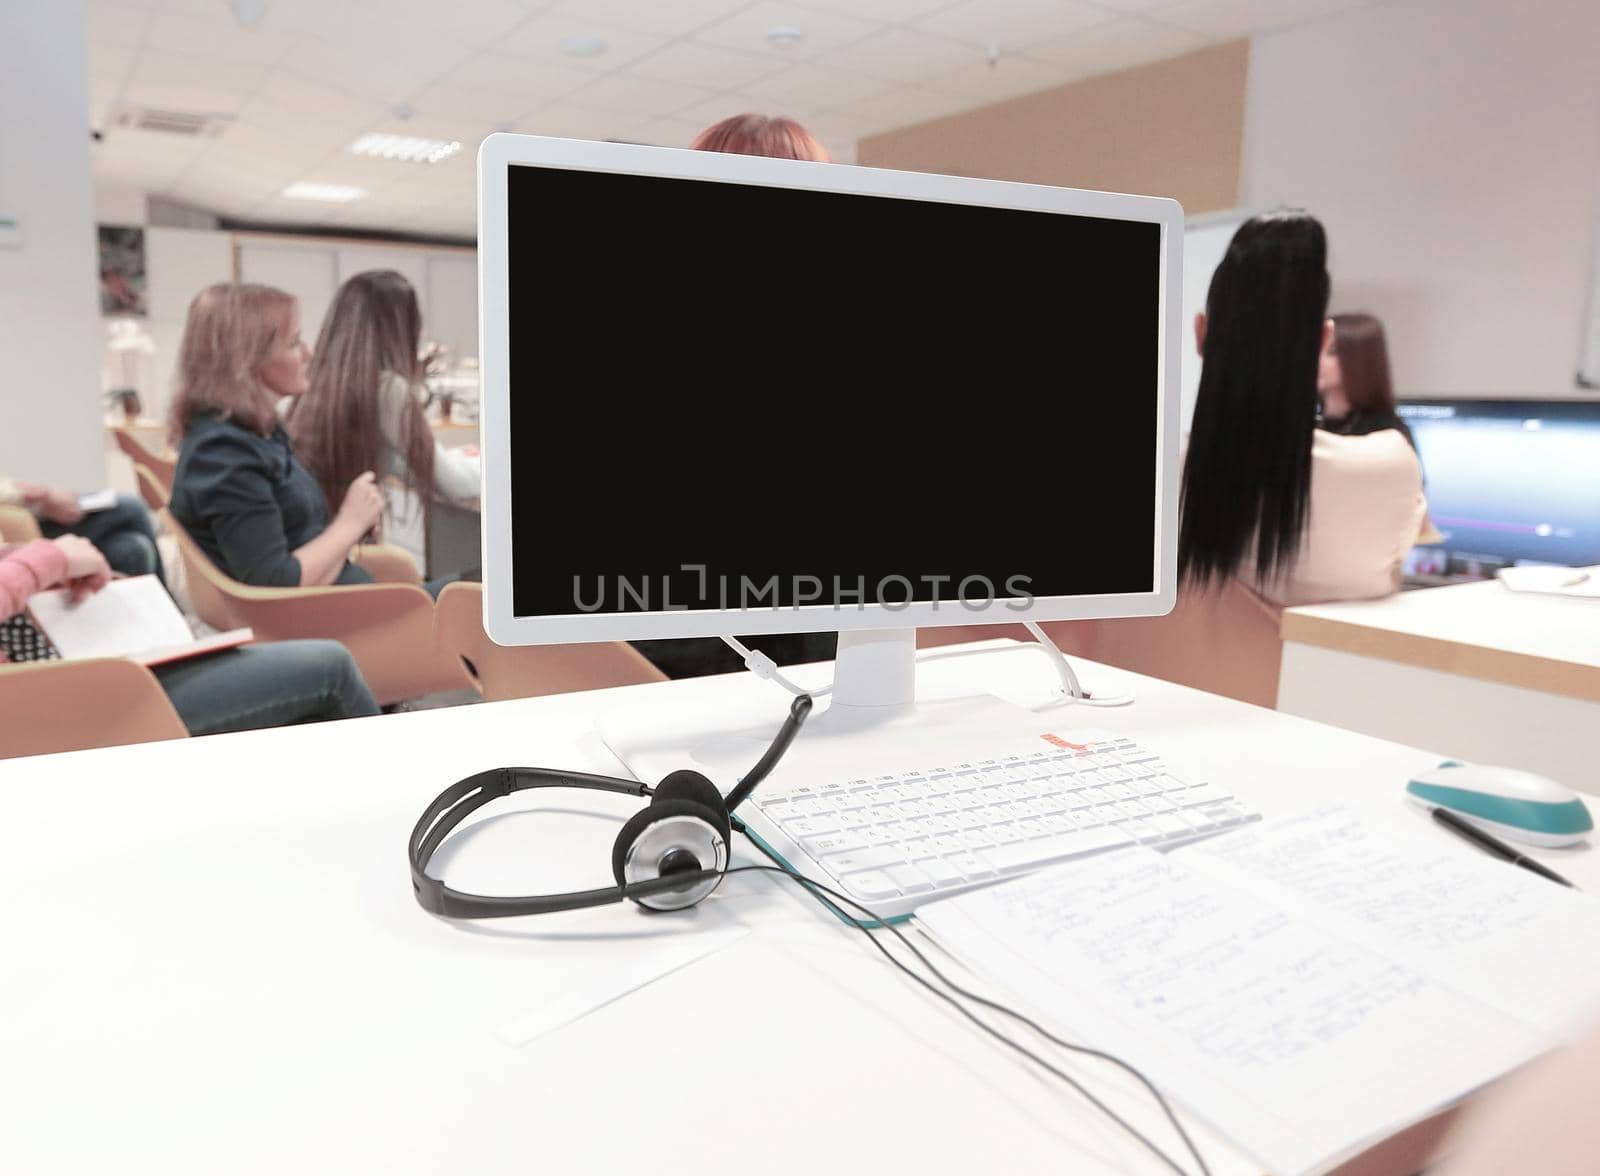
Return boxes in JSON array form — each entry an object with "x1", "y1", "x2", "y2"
[
  {"x1": 153, "y1": 639, "x2": 380, "y2": 736},
  {"x1": 43, "y1": 493, "x2": 166, "y2": 585}
]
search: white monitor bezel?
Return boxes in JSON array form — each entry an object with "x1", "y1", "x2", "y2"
[{"x1": 477, "y1": 133, "x2": 1182, "y2": 646}]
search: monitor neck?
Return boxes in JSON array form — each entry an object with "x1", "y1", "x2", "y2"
[{"x1": 816, "y1": 628, "x2": 917, "y2": 735}]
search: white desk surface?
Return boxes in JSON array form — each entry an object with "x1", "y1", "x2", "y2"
[
  {"x1": 4, "y1": 642, "x2": 1595, "y2": 1175},
  {"x1": 1283, "y1": 581, "x2": 1600, "y2": 701}
]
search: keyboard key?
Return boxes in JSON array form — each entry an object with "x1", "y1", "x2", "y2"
[
  {"x1": 988, "y1": 827, "x2": 1132, "y2": 873},
  {"x1": 785, "y1": 815, "x2": 842, "y2": 838},
  {"x1": 820, "y1": 846, "x2": 905, "y2": 874},
  {"x1": 801, "y1": 832, "x2": 866, "y2": 857},
  {"x1": 884, "y1": 862, "x2": 934, "y2": 894},
  {"x1": 947, "y1": 851, "x2": 995, "y2": 880},
  {"x1": 840, "y1": 870, "x2": 901, "y2": 900},
  {"x1": 917, "y1": 857, "x2": 966, "y2": 886}
]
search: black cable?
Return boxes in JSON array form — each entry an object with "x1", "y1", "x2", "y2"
[{"x1": 720, "y1": 862, "x2": 1210, "y2": 1176}]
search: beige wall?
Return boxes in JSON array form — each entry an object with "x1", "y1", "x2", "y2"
[{"x1": 858, "y1": 40, "x2": 1249, "y2": 216}]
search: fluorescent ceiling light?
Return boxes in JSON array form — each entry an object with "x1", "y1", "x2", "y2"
[
  {"x1": 348, "y1": 133, "x2": 462, "y2": 164},
  {"x1": 283, "y1": 182, "x2": 366, "y2": 203}
]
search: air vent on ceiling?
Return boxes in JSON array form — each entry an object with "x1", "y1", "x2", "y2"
[{"x1": 111, "y1": 104, "x2": 234, "y2": 138}]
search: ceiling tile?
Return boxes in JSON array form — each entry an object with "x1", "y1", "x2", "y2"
[
  {"x1": 915, "y1": 0, "x2": 1113, "y2": 50},
  {"x1": 88, "y1": 40, "x2": 138, "y2": 88},
  {"x1": 562, "y1": 74, "x2": 718, "y2": 118},
  {"x1": 922, "y1": 54, "x2": 1082, "y2": 103},
  {"x1": 738, "y1": 62, "x2": 894, "y2": 111},
  {"x1": 670, "y1": 93, "x2": 821, "y2": 135},
  {"x1": 792, "y1": 0, "x2": 960, "y2": 20},
  {"x1": 511, "y1": 104, "x2": 630, "y2": 141},
  {"x1": 846, "y1": 85, "x2": 974, "y2": 134},
  {"x1": 1027, "y1": 16, "x2": 1206, "y2": 74},
  {"x1": 1153, "y1": 0, "x2": 1365, "y2": 38},
  {"x1": 119, "y1": 81, "x2": 256, "y2": 117},
  {"x1": 412, "y1": 81, "x2": 544, "y2": 124},
  {"x1": 549, "y1": 0, "x2": 752, "y2": 39},
  {"x1": 444, "y1": 53, "x2": 601, "y2": 100},
  {"x1": 245, "y1": 72, "x2": 382, "y2": 120},
  {"x1": 140, "y1": 8, "x2": 298, "y2": 65},
  {"x1": 631, "y1": 41, "x2": 792, "y2": 90},
  {"x1": 822, "y1": 28, "x2": 982, "y2": 85},
  {"x1": 618, "y1": 116, "x2": 711, "y2": 149},
  {"x1": 692, "y1": 2, "x2": 882, "y2": 61},
  {"x1": 127, "y1": 50, "x2": 271, "y2": 95},
  {"x1": 1085, "y1": 0, "x2": 1197, "y2": 10},
  {"x1": 497, "y1": 12, "x2": 671, "y2": 69},
  {"x1": 372, "y1": 0, "x2": 532, "y2": 49},
  {"x1": 87, "y1": 0, "x2": 154, "y2": 50},
  {"x1": 289, "y1": 36, "x2": 476, "y2": 104}
]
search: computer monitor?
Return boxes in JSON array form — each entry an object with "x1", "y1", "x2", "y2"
[
  {"x1": 1398, "y1": 398, "x2": 1600, "y2": 579},
  {"x1": 476, "y1": 134, "x2": 1180, "y2": 771}
]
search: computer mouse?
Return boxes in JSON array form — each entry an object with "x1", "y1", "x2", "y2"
[{"x1": 1406, "y1": 761, "x2": 1593, "y2": 847}]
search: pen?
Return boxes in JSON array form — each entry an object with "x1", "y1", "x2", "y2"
[
  {"x1": 1431, "y1": 807, "x2": 1575, "y2": 888},
  {"x1": 1561, "y1": 572, "x2": 1591, "y2": 588}
]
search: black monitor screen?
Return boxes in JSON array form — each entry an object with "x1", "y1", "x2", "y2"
[
  {"x1": 1399, "y1": 399, "x2": 1600, "y2": 569},
  {"x1": 506, "y1": 163, "x2": 1162, "y2": 616}
]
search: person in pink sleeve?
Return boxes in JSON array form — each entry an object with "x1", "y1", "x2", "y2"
[{"x1": 1, "y1": 536, "x2": 379, "y2": 735}]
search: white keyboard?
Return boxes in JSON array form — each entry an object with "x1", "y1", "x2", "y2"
[{"x1": 743, "y1": 730, "x2": 1258, "y2": 919}]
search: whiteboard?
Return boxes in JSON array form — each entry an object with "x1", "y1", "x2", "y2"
[{"x1": 1180, "y1": 209, "x2": 1253, "y2": 432}]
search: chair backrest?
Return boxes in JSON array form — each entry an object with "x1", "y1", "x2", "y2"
[
  {"x1": 0, "y1": 657, "x2": 187, "y2": 759},
  {"x1": 112, "y1": 432, "x2": 176, "y2": 505},
  {"x1": 435, "y1": 582, "x2": 666, "y2": 702},
  {"x1": 157, "y1": 506, "x2": 242, "y2": 632},
  {"x1": 132, "y1": 463, "x2": 171, "y2": 512},
  {"x1": 0, "y1": 503, "x2": 43, "y2": 544}
]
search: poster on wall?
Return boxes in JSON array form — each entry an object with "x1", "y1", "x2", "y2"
[{"x1": 97, "y1": 224, "x2": 147, "y2": 316}]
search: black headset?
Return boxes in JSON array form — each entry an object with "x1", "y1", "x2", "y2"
[{"x1": 409, "y1": 695, "x2": 812, "y2": 917}]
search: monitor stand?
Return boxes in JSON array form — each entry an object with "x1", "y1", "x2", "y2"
[{"x1": 601, "y1": 628, "x2": 1061, "y2": 795}]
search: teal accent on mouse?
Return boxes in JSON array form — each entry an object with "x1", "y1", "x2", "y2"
[{"x1": 1406, "y1": 761, "x2": 1593, "y2": 848}]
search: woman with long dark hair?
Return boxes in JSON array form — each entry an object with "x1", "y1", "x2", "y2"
[
  {"x1": 1181, "y1": 212, "x2": 1425, "y2": 604},
  {"x1": 1319, "y1": 312, "x2": 1416, "y2": 448},
  {"x1": 288, "y1": 270, "x2": 479, "y2": 570}
]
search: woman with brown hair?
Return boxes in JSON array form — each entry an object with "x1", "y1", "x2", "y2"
[
  {"x1": 690, "y1": 114, "x2": 831, "y2": 162},
  {"x1": 286, "y1": 270, "x2": 478, "y2": 571},
  {"x1": 1319, "y1": 311, "x2": 1416, "y2": 449},
  {"x1": 169, "y1": 282, "x2": 384, "y2": 588}
]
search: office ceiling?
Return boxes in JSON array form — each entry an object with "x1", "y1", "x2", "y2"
[{"x1": 88, "y1": 0, "x2": 1384, "y2": 238}]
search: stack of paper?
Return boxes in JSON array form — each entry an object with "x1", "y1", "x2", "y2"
[
  {"x1": 917, "y1": 809, "x2": 1600, "y2": 1174},
  {"x1": 28, "y1": 575, "x2": 252, "y2": 667}
]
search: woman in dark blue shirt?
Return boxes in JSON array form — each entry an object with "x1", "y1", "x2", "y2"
[{"x1": 169, "y1": 284, "x2": 384, "y2": 586}]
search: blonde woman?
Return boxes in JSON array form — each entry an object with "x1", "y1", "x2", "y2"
[{"x1": 168, "y1": 283, "x2": 384, "y2": 587}]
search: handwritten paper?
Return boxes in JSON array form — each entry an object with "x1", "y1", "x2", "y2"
[{"x1": 915, "y1": 810, "x2": 1594, "y2": 1174}]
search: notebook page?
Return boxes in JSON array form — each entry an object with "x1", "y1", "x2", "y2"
[
  {"x1": 1184, "y1": 809, "x2": 1600, "y2": 1038},
  {"x1": 917, "y1": 849, "x2": 1543, "y2": 1176},
  {"x1": 27, "y1": 575, "x2": 193, "y2": 659}
]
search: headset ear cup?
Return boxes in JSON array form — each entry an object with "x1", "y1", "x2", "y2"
[
  {"x1": 611, "y1": 799, "x2": 728, "y2": 893},
  {"x1": 652, "y1": 770, "x2": 731, "y2": 842}
]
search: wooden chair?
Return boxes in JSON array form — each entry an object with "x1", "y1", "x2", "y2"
[
  {"x1": 0, "y1": 503, "x2": 43, "y2": 544},
  {"x1": 157, "y1": 515, "x2": 464, "y2": 705},
  {"x1": 434, "y1": 582, "x2": 666, "y2": 702},
  {"x1": 0, "y1": 657, "x2": 188, "y2": 759},
  {"x1": 112, "y1": 428, "x2": 177, "y2": 508},
  {"x1": 137, "y1": 462, "x2": 461, "y2": 704}
]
